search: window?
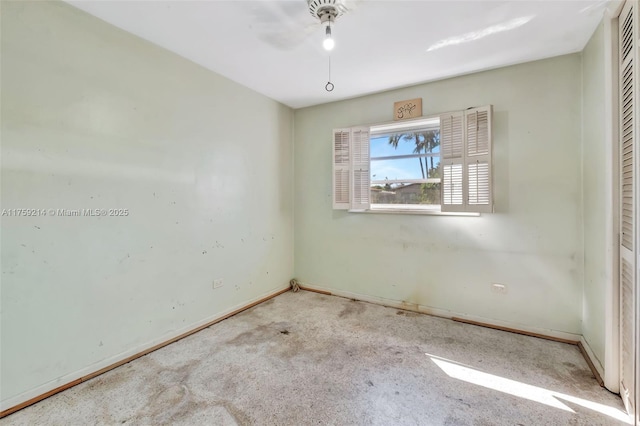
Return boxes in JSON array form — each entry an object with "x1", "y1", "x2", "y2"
[
  {"x1": 370, "y1": 117, "x2": 441, "y2": 210},
  {"x1": 332, "y1": 105, "x2": 493, "y2": 214}
]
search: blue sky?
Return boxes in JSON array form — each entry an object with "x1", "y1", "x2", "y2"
[{"x1": 370, "y1": 135, "x2": 440, "y2": 182}]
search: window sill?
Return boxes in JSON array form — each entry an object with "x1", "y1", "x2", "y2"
[{"x1": 349, "y1": 208, "x2": 480, "y2": 217}]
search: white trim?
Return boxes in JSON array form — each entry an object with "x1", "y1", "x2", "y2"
[
  {"x1": 581, "y1": 335, "x2": 606, "y2": 380},
  {"x1": 0, "y1": 285, "x2": 290, "y2": 412},
  {"x1": 604, "y1": 6, "x2": 622, "y2": 394},
  {"x1": 371, "y1": 153, "x2": 440, "y2": 161},
  {"x1": 363, "y1": 109, "x2": 483, "y2": 133},
  {"x1": 607, "y1": 0, "x2": 626, "y2": 18},
  {"x1": 371, "y1": 178, "x2": 440, "y2": 184},
  {"x1": 356, "y1": 208, "x2": 480, "y2": 217},
  {"x1": 299, "y1": 282, "x2": 582, "y2": 342},
  {"x1": 369, "y1": 115, "x2": 440, "y2": 135}
]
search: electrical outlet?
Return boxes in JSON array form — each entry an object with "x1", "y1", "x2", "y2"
[
  {"x1": 491, "y1": 283, "x2": 507, "y2": 294},
  {"x1": 213, "y1": 278, "x2": 224, "y2": 289}
]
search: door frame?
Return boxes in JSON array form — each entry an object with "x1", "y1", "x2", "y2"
[
  {"x1": 604, "y1": 0, "x2": 623, "y2": 395},
  {"x1": 605, "y1": 2, "x2": 639, "y2": 424}
]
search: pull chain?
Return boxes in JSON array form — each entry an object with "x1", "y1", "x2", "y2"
[{"x1": 325, "y1": 55, "x2": 334, "y2": 92}]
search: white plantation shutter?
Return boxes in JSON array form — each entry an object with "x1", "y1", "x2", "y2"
[
  {"x1": 441, "y1": 107, "x2": 493, "y2": 213},
  {"x1": 350, "y1": 127, "x2": 371, "y2": 210},
  {"x1": 441, "y1": 112, "x2": 465, "y2": 212},
  {"x1": 333, "y1": 129, "x2": 351, "y2": 209},
  {"x1": 466, "y1": 106, "x2": 493, "y2": 213},
  {"x1": 335, "y1": 107, "x2": 492, "y2": 214}
]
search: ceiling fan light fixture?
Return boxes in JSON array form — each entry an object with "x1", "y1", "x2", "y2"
[
  {"x1": 308, "y1": 0, "x2": 343, "y2": 51},
  {"x1": 308, "y1": 0, "x2": 346, "y2": 91},
  {"x1": 323, "y1": 25, "x2": 335, "y2": 51},
  {"x1": 307, "y1": 0, "x2": 346, "y2": 23}
]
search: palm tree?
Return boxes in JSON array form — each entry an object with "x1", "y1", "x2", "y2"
[
  {"x1": 389, "y1": 133, "x2": 426, "y2": 178},
  {"x1": 412, "y1": 133, "x2": 427, "y2": 179},
  {"x1": 419, "y1": 130, "x2": 440, "y2": 178},
  {"x1": 388, "y1": 130, "x2": 440, "y2": 179}
]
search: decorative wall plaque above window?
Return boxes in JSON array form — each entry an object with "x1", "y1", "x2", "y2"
[{"x1": 393, "y1": 98, "x2": 422, "y2": 121}]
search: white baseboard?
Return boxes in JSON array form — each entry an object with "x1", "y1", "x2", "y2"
[
  {"x1": 1, "y1": 285, "x2": 290, "y2": 414},
  {"x1": 300, "y1": 282, "x2": 583, "y2": 343}
]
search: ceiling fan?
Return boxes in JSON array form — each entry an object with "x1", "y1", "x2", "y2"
[
  {"x1": 307, "y1": 0, "x2": 347, "y2": 51},
  {"x1": 250, "y1": 0, "x2": 358, "y2": 51}
]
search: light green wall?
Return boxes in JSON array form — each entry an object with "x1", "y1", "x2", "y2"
[
  {"x1": 1, "y1": 0, "x2": 611, "y2": 411},
  {"x1": 1, "y1": 1, "x2": 293, "y2": 406},
  {"x1": 581, "y1": 22, "x2": 607, "y2": 366},
  {"x1": 294, "y1": 54, "x2": 584, "y2": 335}
]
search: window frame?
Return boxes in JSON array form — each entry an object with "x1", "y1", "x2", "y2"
[
  {"x1": 332, "y1": 105, "x2": 493, "y2": 215},
  {"x1": 369, "y1": 114, "x2": 443, "y2": 212}
]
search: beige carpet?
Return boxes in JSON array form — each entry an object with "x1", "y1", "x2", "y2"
[{"x1": 1, "y1": 290, "x2": 630, "y2": 425}]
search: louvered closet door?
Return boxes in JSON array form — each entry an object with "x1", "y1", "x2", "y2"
[{"x1": 618, "y1": 0, "x2": 637, "y2": 421}]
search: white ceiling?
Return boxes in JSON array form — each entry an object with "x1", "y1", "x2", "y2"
[{"x1": 67, "y1": 0, "x2": 609, "y2": 109}]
